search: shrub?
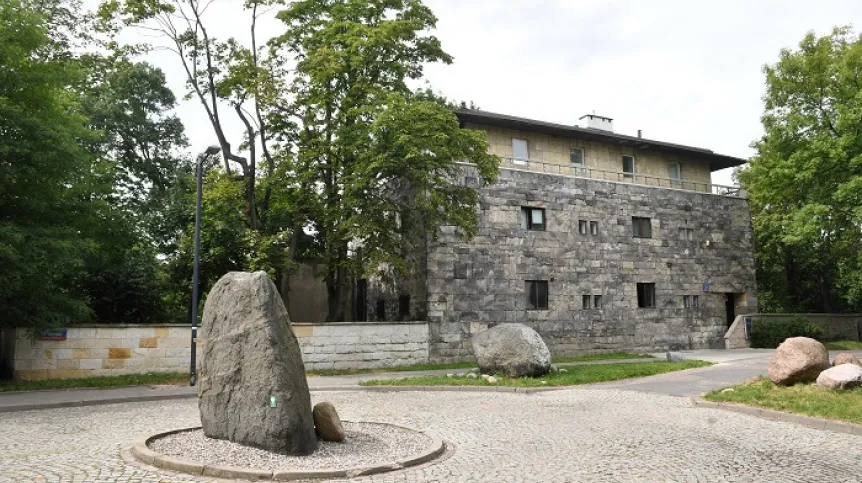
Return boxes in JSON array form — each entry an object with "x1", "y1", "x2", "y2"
[{"x1": 749, "y1": 317, "x2": 824, "y2": 349}]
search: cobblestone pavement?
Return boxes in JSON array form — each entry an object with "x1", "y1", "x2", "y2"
[{"x1": 3, "y1": 389, "x2": 862, "y2": 483}]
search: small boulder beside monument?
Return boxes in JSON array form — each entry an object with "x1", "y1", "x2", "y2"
[
  {"x1": 767, "y1": 337, "x2": 830, "y2": 386},
  {"x1": 471, "y1": 323, "x2": 551, "y2": 377},
  {"x1": 313, "y1": 402, "x2": 346, "y2": 442},
  {"x1": 198, "y1": 271, "x2": 317, "y2": 455}
]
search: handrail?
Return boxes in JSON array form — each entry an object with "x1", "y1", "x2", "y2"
[{"x1": 458, "y1": 157, "x2": 745, "y2": 198}]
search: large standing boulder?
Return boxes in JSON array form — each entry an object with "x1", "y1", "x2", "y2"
[
  {"x1": 767, "y1": 337, "x2": 830, "y2": 386},
  {"x1": 816, "y1": 363, "x2": 862, "y2": 390},
  {"x1": 472, "y1": 323, "x2": 551, "y2": 377},
  {"x1": 833, "y1": 353, "x2": 862, "y2": 367},
  {"x1": 198, "y1": 271, "x2": 317, "y2": 455}
]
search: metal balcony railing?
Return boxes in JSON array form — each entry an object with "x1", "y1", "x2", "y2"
[{"x1": 459, "y1": 157, "x2": 745, "y2": 198}]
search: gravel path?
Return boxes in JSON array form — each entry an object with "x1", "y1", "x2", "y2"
[
  {"x1": 150, "y1": 422, "x2": 431, "y2": 471},
  {"x1": 2, "y1": 388, "x2": 862, "y2": 482}
]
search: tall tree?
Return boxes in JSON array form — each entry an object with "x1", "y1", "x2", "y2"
[
  {"x1": 737, "y1": 26, "x2": 862, "y2": 312},
  {"x1": 0, "y1": 0, "x2": 99, "y2": 328},
  {"x1": 276, "y1": 0, "x2": 499, "y2": 320}
]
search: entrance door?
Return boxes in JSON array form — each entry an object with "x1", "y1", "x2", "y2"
[{"x1": 725, "y1": 293, "x2": 736, "y2": 327}]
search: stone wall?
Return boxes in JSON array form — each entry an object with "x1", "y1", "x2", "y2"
[
  {"x1": 425, "y1": 166, "x2": 758, "y2": 362},
  {"x1": 10, "y1": 321, "x2": 430, "y2": 380}
]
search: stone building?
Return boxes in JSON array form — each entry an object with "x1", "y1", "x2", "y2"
[{"x1": 366, "y1": 109, "x2": 757, "y2": 361}]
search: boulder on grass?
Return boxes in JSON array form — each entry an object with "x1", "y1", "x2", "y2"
[
  {"x1": 313, "y1": 402, "x2": 345, "y2": 442},
  {"x1": 198, "y1": 271, "x2": 317, "y2": 455},
  {"x1": 816, "y1": 363, "x2": 862, "y2": 390},
  {"x1": 833, "y1": 353, "x2": 862, "y2": 367},
  {"x1": 767, "y1": 337, "x2": 830, "y2": 386},
  {"x1": 472, "y1": 323, "x2": 551, "y2": 377}
]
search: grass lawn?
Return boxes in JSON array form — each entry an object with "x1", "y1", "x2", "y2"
[
  {"x1": 704, "y1": 378, "x2": 862, "y2": 425},
  {"x1": 0, "y1": 372, "x2": 188, "y2": 393},
  {"x1": 824, "y1": 340, "x2": 862, "y2": 350},
  {"x1": 308, "y1": 352, "x2": 653, "y2": 376},
  {"x1": 360, "y1": 360, "x2": 710, "y2": 387}
]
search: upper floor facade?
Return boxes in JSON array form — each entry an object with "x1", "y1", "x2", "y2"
[{"x1": 455, "y1": 109, "x2": 748, "y2": 197}]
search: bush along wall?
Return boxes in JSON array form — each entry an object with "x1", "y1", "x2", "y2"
[{"x1": 749, "y1": 317, "x2": 824, "y2": 349}]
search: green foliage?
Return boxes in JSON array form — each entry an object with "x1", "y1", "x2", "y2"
[
  {"x1": 276, "y1": 0, "x2": 499, "y2": 320},
  {"x1": 749, "y1": 317, "x2": 824, "y2": 349},
  {"x1": 737, "y1": 27, "x2": 862, "y2": 313},
  {"x1": 0, "y1": 0, "x2": 99, "y2": 329}
]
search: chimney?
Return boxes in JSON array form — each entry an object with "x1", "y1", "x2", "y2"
[
  {"x1": 637, "y1": 129, "x2": 642, "y2": 138},
  {"x1": 579, "y1": 113, "x2": 614, "y2": 132}
]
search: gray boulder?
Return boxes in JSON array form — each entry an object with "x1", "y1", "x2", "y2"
[
  {"x1": 472, "y1": 323, "x2": 551, "y2": 377},
  {"x1": 816, "y1": 363, "x2": 862, "y2": 390},
  {"x1": 767, "y1": 337, "x2": 830, "y2": 386},
  {"x1": 198, "y1": 271, "x2": 317, "y2": 455},
  {"x1": 833, "y1": 353, "x2": 862, "y2": 367},
  {"x1": 313, "y1": 402, "x2": 345, "y2": 442}
]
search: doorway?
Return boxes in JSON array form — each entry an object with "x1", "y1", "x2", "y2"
[{"x1": 725, "y1": 293, "x2": 743, "y2": 327}]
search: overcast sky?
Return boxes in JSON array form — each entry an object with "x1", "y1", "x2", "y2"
[{"x1": 98, "y1": 0, "x2": 862, "y2": 186}]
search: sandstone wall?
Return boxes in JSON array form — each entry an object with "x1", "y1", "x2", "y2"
[{"x1": 11, "y1": 321, "x2": 430, "y2": 380}]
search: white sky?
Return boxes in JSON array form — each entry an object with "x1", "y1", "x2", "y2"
[{"x1": 91, "y1": 0, "x2": 862, "y2": 186}]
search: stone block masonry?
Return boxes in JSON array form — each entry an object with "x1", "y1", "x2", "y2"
[
  {"x1": 10, "y1": 321, "x2": 430, "y2": 380},
  {"x1": 424, "y1": 166, "x2": 758, "y2": 362}
]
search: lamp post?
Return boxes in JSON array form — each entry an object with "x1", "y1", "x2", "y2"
[{"x1": 189, "y1": 145, "x2": 221, "y2": 387}]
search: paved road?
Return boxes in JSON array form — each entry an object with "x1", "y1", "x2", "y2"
[
  {"x1": 3, "y1": 348, "x2": 862, "y2": 482},
  {"x1": 3, "y1": 389, "x2": 861, "y2": 483}
]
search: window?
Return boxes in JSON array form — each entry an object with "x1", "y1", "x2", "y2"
[
  {"x1": 680, "y1": 227, "x2": 694, "y2": 241},
  {"x1": 590, "y1": 221, "x2": 599, "y2": 236},
  {"x1": 632, "y1": 217, "x2": 652, "y2": 238},
  {"x1": 570, "y1": 147, "x2": 586, "y2": 172},
  {"x1": 376, "y1": 299, "x2": 386, "y2": 320},
  {"x1": 593, "y1": 295, "x2": 603, "y2": 309},
  {"x1": 579, "y1": 220, "x2": 588, "y2": 234},
  {"x1": 582, "y1": 294, "x2": 591, "y2": 309},
  {"x1": 521, "y1": 207, "x2": 546, "y2": 231},
  {"x1": 637, "y1": 283, "x2": 656, "y2": 308},
  {"x1": 668, "y1": 162, "x2": 681, "y2": 186},
  {"x1": 684, "y1": 295, "x2": 700, "y2": 308},
  {"x1": 622, "y1": 155, "x2": 635, "y2": 177},
  {"x1": 526, "y1": 280, "x2": 549, "y2": 310},
  {"x1": 399, "y1": 295, "x2": 410, "y2": 318},
  {"x1": 512, "y1": 138, "x2": 529, "y2": 162}
]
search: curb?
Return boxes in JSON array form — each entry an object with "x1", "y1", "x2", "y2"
[
  {"x1": 353, "y1": 385, "x2": 567, "y2": 393},
  {"x1": 690, "y1": 397, "x2": 862, "y2": 436},
  {"x1": 132, "y1": 422, "x2": 447, "y2": 481},
  {"x1": 0, "y1": 391, "x2": 196, "y2": 413}
]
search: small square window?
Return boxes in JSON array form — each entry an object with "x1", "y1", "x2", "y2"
[
  {"x1": 526, "y1": 280, "x2": 549, "y2": 310},
  {"x1": 632, "y1": 217, "x2": 652, "y2": 238},
  {"x1": 512, "y1": 138, "x2": 529, "y2": 161},
  {"x1": 683, "y1": 295, "x2": 700, "y2": 308},
  {"x1": 579, "y1": 220, "x2": 588, "y2": 235},
  {"x1": 590, "y1": 221, "x2": 599, "y2": 236},
  {"x1": 570, "y1": 147, "x2": 585, "y2": 167},
  {"x1": 593, "y1": 295, "x2": 602, "y2": 309},
  {"x1": 521, "y1": 207, "x2": 546, "y2": 231},
  {"x1": 622, "y1": 155, "x2": 635, "y2": 177},
  {"x1": 637, "y1": 283, "x2": 655, "y2": 308},
  {"x1": 582, "y1": 294, "x2": 591, "y2": 309},
  {"x1": 680, "y1": 227, "x2": 693, "y2": 241}
]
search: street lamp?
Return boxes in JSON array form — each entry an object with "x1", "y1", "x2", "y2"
[{"x1": 189, "y1": 145, "x2": 221, "y2": 387}]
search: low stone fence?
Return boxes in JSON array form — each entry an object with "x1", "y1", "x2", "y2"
[
  {"x1": 9, "y1": 321, "x2": 430, "y2": 380},
  {"x1": 724, "y1": 313, "x2": 862, "y2": 349}
]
